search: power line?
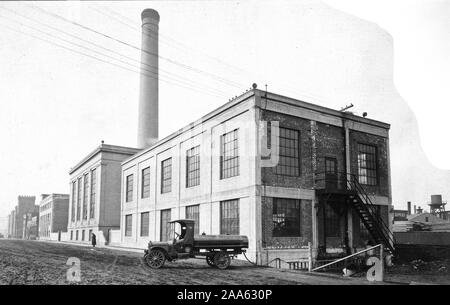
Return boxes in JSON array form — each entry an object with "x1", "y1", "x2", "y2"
[
  {"x1": 101, "y1": 5, "x2": 253, "y2": 76},
  {"x1": 27, "y1": 3, "x2": 245, "y2": 89},
  {"x1": 0, "y1": 21, "x2": 227, "y2": 99},
  {"x1": 99, "y1": 5, "x2": 333, "y2": 105},
  {"x1": 0, "y1": 7, "x2": 230, "y2": 97}
]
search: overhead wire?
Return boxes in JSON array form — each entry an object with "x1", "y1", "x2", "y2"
[
  {"x1": 0, "y1": 9, "x2": 230, "y2": 98},
  {"x1": 99, "y1": 5, "x2": 332, "y2": 105},
  {"x1": 0, "y1": 18, "x2": 227, "y2": 99},
  {"x1": 26, "y1": 3, "x2": 246, "y2": 90},
  {"x1": 0, "y1": 6, "x2": 230, "y2": 97}
]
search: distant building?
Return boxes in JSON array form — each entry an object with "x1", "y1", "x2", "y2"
[
  {"x1": 39, "y1": 194, "x2": 70, "y2": 240},
  {"x1": 25, "y1": 216, "x2": 39, "y2": 240},
  {"x1": 23, "y1": 207, "x2": 39, "y2": 240},
  {"x1": 393, "y1": 209, "x2": 409, "y2": 221},
  {"x1": 67, "y1": 143, "x2": 141, "y2": 246},
  {"x1": 12, "y1": 196, "x2": 36, "y2": 239}
]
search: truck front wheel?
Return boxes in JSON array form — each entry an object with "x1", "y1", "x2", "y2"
[
  {"x1": 145, "y1": 249, "x2": 166, "y2": 269},
  {"x1": 213, "y1": 252, "x2": 231, "y2": 270}
]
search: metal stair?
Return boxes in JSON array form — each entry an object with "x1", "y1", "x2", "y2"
[
  {"x1": 315, "y1": 172, "x2": 395, "y2": 255},
  {"x1": 346, "y1": 176, "x2": 395, "y2": 254}
]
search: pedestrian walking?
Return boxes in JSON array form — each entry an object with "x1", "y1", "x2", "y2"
[{"x1": 91, "y1": 233, "x2": 96, "y2": 248}]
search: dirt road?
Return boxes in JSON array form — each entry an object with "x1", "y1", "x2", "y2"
[{"x1": 0, "y1": 239, "x2": 384, "y2": 285}]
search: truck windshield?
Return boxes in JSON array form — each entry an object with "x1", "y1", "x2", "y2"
[{"x1": 169, "y1": 222, "x2": 186, "y2": 240}]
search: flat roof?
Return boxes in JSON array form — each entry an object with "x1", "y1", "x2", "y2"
[
  {"x1": 70, "y1": 143, "x2": 141, "y2": 175},
  {"x1": 123, "y1": 88, "x2": 390, "y2": 165}
]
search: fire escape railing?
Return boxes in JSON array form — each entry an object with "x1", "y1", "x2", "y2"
[{"x1": 314, "y1": 171, "x2": 395, "y2": 254}]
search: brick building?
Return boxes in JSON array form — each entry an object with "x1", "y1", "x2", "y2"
[
  {"x1": 9, "y1": 196, "x2": 37, "y2": 239},
  {"x1": 119, "y1": 88, "x2": 393, "y2": 264},
  {"x1": 23, "y1": 207, "x2": 39, "y2": 240},
  {"x1": 68, "y1": 143, "x2": 141, "y2": 246},
  {"x1": 39, "y1": 194, "x2": 70, "y2": 240}
]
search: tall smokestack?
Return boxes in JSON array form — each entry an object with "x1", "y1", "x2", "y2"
[
  {"x1": 137, "y1": 8, "x2": 159, "y2": 148},
  {"x1": 407, "y1": 201, "x2": 411, "y2": 215}
]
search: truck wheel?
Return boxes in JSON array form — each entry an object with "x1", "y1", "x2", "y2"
[
  {"x1": 213, "y1": 252, "x2": 231, "y2": 270},
  {"x1": 206, "y1": 256, "x2": 216, "y2": 267},
  {"x1": 145, "y1": 249, "x2": 166, "y2": 269}
]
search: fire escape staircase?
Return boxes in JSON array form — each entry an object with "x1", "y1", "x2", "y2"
[{"x1": 315, "y1": 172, "x2": 395, "y2": 255}]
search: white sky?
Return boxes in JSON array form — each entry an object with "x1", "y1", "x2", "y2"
[{"x1": 0, "y1": 0, "x2": 449, "y2": 232}]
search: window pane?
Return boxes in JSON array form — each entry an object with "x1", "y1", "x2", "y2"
[
  {"x1": 357, "y1": 143, "x2": 377, "y2": 185},
  {"x1": 274, "y1": 127, "x2": 300, "y2": 176},
  {"x1": 186, "y1": 204, "x2": 200, "y2": 235},
  {"x1": 76, "y1": 178, "x2": 82, "y2": 221},
  {"x1": 186, "y1": 146, "x2": 200, "y2": 187},
  {"x1": 220, "y1": 130, "x2": 239, "y2": 179},
  {"x1": 125, "y1": 214, "x2": 132, "y2": 236},
  {"x1": 272, "y1": 198, "x2": 301, "y2": 237},
  {"x1": 161, "y1": 158, "x2": 172, "y2": 193},
  {"x1": 126, "y1": 174, "x2": 134, "y2": 202},
  {"x1": 141, "y1": 167, "x2": 150, "y2": 198},
  {"x1": 71, "y1": 181, "x2": 76, "y2": 222},
  {"x1": 83, "y1": 173, "x2": 89, "y2": 220},
  {"x1": 160, "y1": 209, "x2": 171, "y2": 241},
  {"x1": 90, "y1": 169, "x2": 96, "y2": 219},
  {"x1": 220, "y1": 199, "x2": 239, "y2": 234},
  {"x1": 140, "y1": 212, "x2": 149, "y2": 237}
]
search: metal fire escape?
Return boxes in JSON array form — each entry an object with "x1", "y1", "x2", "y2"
[{"x1": 315, "y1": 172, "x2": 395, "y2": 255}]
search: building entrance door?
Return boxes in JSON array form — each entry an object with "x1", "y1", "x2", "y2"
[{"x1": 319, "y1": 198, "x2": 350, "y2": 256}]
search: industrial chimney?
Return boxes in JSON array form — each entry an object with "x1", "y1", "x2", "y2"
[
  {"x1": 137, "y1": 8, "x2": 159, "y2": 148},
  {"x1": 407, "y1": 201, "x2": 411, "y2": 215}
]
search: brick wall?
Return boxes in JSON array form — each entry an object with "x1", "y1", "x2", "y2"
[
  {"x1": 260, "y1": 110, "x2": 313, "y2": 189},
  {"x1": 349, "y1": 130, "x2": 389, "y2": 197},
  {"x1": 261, "y1": 197, "x2": 312, "y2": 249},
  {"x1": 315, "y1": 121, "x2": 346, "y2": 176}
]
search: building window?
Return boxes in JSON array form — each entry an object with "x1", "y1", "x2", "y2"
[
  {"x1": 70, "y1": 230, "x2": 73, "y2": 240},
  {"x1": 90, "y1": 168, "x2": 96, "y2": 219},
  {"x1": 141, "y1": 212, "x2": 150, "y2": 237},
  {"x1": 83, "y1": 173, "x2": 89, "y2": 220},
  {"x1": 76, "y1": 178, "x2": 82, "y2": 221},
  {"x1": 82, "y1": 230, "x2": 85, "y2": 241},
  {"x1": 76, "y1": 230, "x2": 79, "y2": 240},
  {"x1": 357, "y1": 143, "x2": 377, "y2": 185},
  {"x1": 186, "y1": 204, "x2": 200, "y2": 235},
  {"x1": 126, "y1": 174, "x2": 133, "y2": 202},
  {"x1": 161, "y1": 158, "x2": 172, "y2": 194},
  {"x1": 141, "y1": 167, "x2": 150, "y2": 198},
  {"x1": 71, "y1": 181, "x2": 76, "y2": 222},
  {"x1": 272, "y1": 198, "x2": 301, "y2": 237},
  {"x1": 125, "y1": 214, "x2": 132, "y2": 237},
  {"x1": 160, "y1": 209, "x2": 171, "y2": 241},
  {"x1": 89, "y1": 229, "x2": 92, "y2": 241},
  {"x1": 220, "y1": 129, "x2": 239, "y2": 179},
  {"x1": 274, "y1": 127, "x2": 300, "y2": 176},
  {"x1": 186, "y1": 146, "x2": 200, "y2": 188},
  {"x1": 220, "y1": 199, "x2": 239, "y2": 235}
]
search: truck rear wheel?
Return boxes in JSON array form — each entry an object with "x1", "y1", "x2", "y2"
[
  {"x1": 145, "y1": 249, "x2": 166, "y2": 269},
  {"x1": 213, "y1": 252, "x2": 231, "y2": 270},
  {"x1": 206, "y1": 256, "x2": 216, "y2": 267}
]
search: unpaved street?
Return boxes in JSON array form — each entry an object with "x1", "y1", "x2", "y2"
[{"x1": 0, "y1": 239, "x2": 382, "y2": 285}]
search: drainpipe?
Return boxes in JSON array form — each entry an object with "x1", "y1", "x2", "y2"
[{"x1": 343, "y1": 118, "x2": 353, "y2": 251}]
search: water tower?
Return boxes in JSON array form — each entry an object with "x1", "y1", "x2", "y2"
[{"x1": 429, "y1": 195, "x2": 446, "y2": 218}]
